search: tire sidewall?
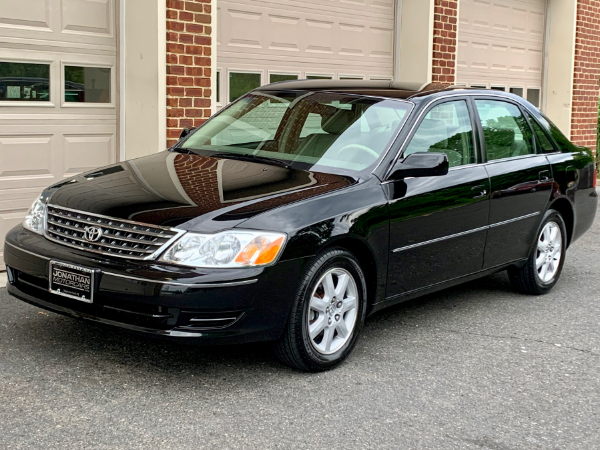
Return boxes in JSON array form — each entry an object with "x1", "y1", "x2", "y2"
[
  {"x1": 297, "y1": 250, "x2": 367, "y2": 369},
  {"x1": 531, "y1": 210, "x2": 567, "y2": 292}
]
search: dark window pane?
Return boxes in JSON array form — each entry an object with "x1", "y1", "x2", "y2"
[
  {"x1": 526, "y1": 112, "x2": 557, "y2": 153},
  {"x1": 510, "y1": 87, "x2": 524, "y2": 97},
  {"x1": 216, "y1": 71, "x2": 220, "y2": 103},
  {"x1": 0, "y1": 61, "x2": 50, "y2": 101},
  {"x1": 65, "y1": 66, "x2": 111, "y2": 103},
  {"x1": 527, "y1": 88, "x2": 541, "y2": 107},
  {"x1": 491, "y1": 86, "x2": 506, "y2": 91},
  {"x1": 269, "y1": 73, "x2": 298, "y2": 84},
  {"x1": 544, "y1": 115, "x2": 574, "y2": 151},
  {"x1": 229, "y1": 72, "x2": 261, "y2": 102},
  {"x1": 470, "y1": 85, "x2": 487, "y2": 89},
  {"x1": 475, "y1": 99, "x2": 535, "y2": 161},
  {"x1": 306, "y1": 75, "x2": 332, "y2": 80},
  {"x1": 404, "y1": 100, "x2": 475, "y2": 167},
  {"x1": 339, "y1": 76, "x2": 363, "y2": 80}
]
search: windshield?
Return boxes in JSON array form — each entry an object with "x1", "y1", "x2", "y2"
[{"x1": 180, "y1": 90, "x2": 412, "y2": 174}]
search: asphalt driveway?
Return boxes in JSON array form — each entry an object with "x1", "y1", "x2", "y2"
[{"x1": 1, "y1": 215, "x2": 599, "y2": 449}]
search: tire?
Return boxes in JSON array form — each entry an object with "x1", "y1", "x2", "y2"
[
  {"x1": 508, "y1": 209, "x2": 567, "y2": 295},
  {"x1": 273, "y1": 248, "x2": 367, "y2": 372}
]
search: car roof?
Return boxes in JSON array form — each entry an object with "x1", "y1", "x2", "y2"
[{"x1": 257, "y1": 80, "x2": 464, "y2": 100}]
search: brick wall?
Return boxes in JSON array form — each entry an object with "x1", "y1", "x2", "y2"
[
  {"x1": 432, "y1": 0, "x2": 459, "y2": 84},
  {"x1": 166, "y1": 0, "x2": 213, "y2": 148},
  {"x1": 570, "y1": 0, "x2": 600, "y2": 151}
]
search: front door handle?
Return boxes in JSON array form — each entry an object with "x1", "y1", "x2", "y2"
[{"x1": 471, "y1": 185, "x2": 487, "y2": 198}]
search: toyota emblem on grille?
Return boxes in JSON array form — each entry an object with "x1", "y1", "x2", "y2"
[{"x1": 84, "y1": 226, "x2": 103, "y2": 242}]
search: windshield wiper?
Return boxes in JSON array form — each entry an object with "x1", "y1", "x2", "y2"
[
  {"x1": 210, "y1": 152, "x2": 292, "y2": 169},
  {"x1": 169, "y1": 146, "x2": 196, "y2": 155}
]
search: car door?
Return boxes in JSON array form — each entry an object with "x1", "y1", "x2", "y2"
[
  {"x1": 385, "y1": 98, "x2": 490, "y2": 298},
  {"x1": 472, "y1": 97, "x2": 552, "y2": 268}
]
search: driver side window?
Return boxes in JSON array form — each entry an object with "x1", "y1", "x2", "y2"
[{"x1": 403, "y1": 100, "x2": 475, "y2": 168}]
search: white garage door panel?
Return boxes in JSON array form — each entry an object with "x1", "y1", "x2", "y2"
[
  {"x1": 63, "y1": 133, "x2": 115, "y2": 176},
  {"x1": 0, "y1": 135, "x2": 53, "y2": 178},
  {"x1": 218, "y1": 0, "x2": 395, "y2": 89},
  {"x1": 61, "y1": 0, "x2": 113, "y2": 36},
  {"x1": 457, "y1": 0, "x2": 545, "y2": 89},
  {"x1": 0, "y1": 0, "x2": 118, "y2": 268},
  {"x1": 0, "y1": 0, "x2": 115, "y2": 49},
  {"x1": 0, "y1": 0, "x2": 50, "y2": 29}
]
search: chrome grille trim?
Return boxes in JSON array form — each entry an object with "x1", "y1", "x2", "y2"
[{"x1": 44, "y1": 204, "x2": 185, "y2": 260}]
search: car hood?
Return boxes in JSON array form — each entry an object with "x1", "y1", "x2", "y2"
[{"x1": 46, "y1": 151, "x2": 355, "y2": 233}]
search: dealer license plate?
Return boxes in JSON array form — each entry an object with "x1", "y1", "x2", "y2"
[{"x1": 49, "y1": 261, "x2": 95, "y2": 303}]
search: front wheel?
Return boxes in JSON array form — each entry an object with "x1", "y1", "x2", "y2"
[
  {"x1": 274, "y1": 248, "x2": 367, "y2": 372},
  {"x1": 508, "y1": 209, "x2": 567, "y2": 295}
]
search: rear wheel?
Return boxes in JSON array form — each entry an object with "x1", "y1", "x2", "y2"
[
  {"x1": 508, "y1": 210, "x2": 567, "y2": 295},
  {"x1": 274, "y1": 248, "x2": 367, "y2": 372}
]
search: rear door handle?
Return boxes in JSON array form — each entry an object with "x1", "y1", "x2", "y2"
[{"x1": 471, "y1": 185, "x2": 487, "y2": 198}]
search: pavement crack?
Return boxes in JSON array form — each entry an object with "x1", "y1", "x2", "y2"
[{"x1": 405, "y1": 323, "x2": 600, "y2": 357}]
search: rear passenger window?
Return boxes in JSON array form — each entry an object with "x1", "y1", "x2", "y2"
[
  {"x1": 475, "y1": 100, "x2": 534, "y2": 161},
  {"x1": 403, "y1": 100, "x2": 475, "y2": 168},
  {"x1": 525, "y1": 112, "x2": 557, "y2": 154}
]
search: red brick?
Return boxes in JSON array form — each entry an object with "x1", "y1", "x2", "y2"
[
  {"x1": 185, "y1": 1, "x2": 204, "y2": 13},
  {"x1": 185, "y1": 88, "x2": 205, "y2": 97},
  {"x1": 167, "y1": 86, "x2": 185, "y2": 97},
  {"x1": 185, "y1": 45, "x2": 204, "y2": 55},
  {"x1": 167, "y1": 0, "x2": 183, "y2": 9},
  {"x1": 167, "y1": 108, "x2": 185, "y2": 118},
  {"x1": 167, "y1": 21, "x2": 185, "y2": 32},
  {"x1": 179, "y1": 11, "x2": 194, "y2": 22},
  {"x1": 186, "y1": 108, "x2": 205, "y2": 117},
  {"x1": 194, "y1": 56, "x2": 211, "y2": 67},
  {"x1": 179, "y1": 55, "x2": 194, "y2": 65},
  {"x1": 194, "y1": 36, "x2": 211, "y2": 46},
  {"x1": 167, "y1": 43, "x2": 185, "y2": 54},
  {"x1": 179, "y1": 33, "x2": 194, "y2": 44},
  {"x1": 167, "y1": 128, "x2": 182, "y2": 139},
  {"x1": 194, "y1": 13, "x2": 211, "y2": 24},
  {"x1": 167, "y1": 65, "x2": 185, "y2": 75},
  {"x1": 186, "y1": 23, "x2": 204, "y2": 34}
]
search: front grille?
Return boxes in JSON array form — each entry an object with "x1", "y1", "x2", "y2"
[{"x1": 45, "y1": 205, "x2": 181, "y2": 259}]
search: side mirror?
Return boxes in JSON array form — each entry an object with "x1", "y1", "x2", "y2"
[
  {"x1": 179, "y1": 127, "x2": 195, "y2": 141},
  {"x1": 388, "y1": 152, "x2": 449, "y2": 180}
]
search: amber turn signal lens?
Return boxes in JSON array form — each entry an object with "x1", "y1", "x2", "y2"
[
  {"x1": 235, "y1": 237, "x2": 268, "y2": 265},
  {"x1": 254, "y1": 237, "x2": 284, "y2": 265},
  {"x1": 235, "y1": 236, "x2": 284, "y2": 266}
]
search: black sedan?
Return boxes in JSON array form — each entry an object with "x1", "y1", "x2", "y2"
[{"x1": 4, "y1": 80, "x2": 597, "y2": 372}]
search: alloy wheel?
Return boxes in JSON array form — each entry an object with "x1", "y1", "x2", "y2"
[
  {"x1": 307, "y1": 268, "x2": 358, "y2": 355},
  {"x1": 536, "y1": 221, "x2": 562, "y2": 284}
]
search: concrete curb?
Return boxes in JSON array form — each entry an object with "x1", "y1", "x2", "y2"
[{"x1": 0, "y1": 272, "x2": 6, "y2": 288}]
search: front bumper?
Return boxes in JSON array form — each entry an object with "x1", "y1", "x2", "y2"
[{"x1": 4, "y1": 226, "x2": 307, "y2": 344}]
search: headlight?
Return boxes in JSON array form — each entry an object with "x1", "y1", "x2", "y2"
[
  {"x1": 161, "y1": 230, "x2": 287, "y2": 268},
  {"x1": 23, "y1": 196, "x2": 47, "y2": 235}
]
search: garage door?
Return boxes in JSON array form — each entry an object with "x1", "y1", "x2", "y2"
[
  {"x1": 456, "y1": 0, "x2": 546, "y2": 107},
  {"x1": 0, "y1": 0, "x2": 118, "y2": 268},
  {"x1": 217, "y1": 0, "x2": 395, "y2": 105}
]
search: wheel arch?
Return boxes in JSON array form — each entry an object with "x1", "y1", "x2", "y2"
[
  {"x1": 316, "y1": 235, "x2": 380, "y2": 310},
  {"x1": 548, "y1": 197, "x2": 575, "y2": 247}
]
